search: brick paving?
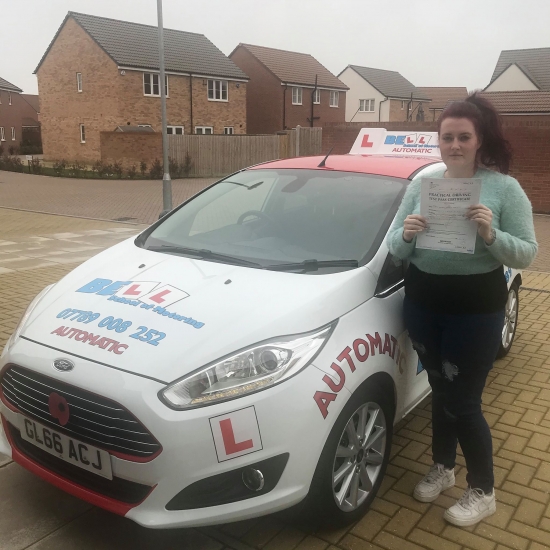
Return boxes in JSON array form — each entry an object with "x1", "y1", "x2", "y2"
[
  {"x1": 1, "y1": 207, "x2": 550, "y2": 549},
  {"x1": 0, "y1": 170, "x2": 217, "y2": 225}
]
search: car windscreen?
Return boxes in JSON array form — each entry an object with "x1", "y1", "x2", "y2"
[{"x1": 141, "y1": 169, "x2": 407, "y2": 273}]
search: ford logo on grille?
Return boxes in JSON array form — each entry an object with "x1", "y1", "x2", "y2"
[{"x1": 53, "y1": 359, "x2": 75, "y2": 372}]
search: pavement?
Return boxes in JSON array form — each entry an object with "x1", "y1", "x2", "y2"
[
  {"x1": 1, "y1": 172, "x2": 550, "y2": 550},
  {"x1": 0, "y1": 170, "x2": 217, "y2": 225}
]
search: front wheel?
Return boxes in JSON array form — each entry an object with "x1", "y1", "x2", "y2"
[
  {"x1": 497, "y1": 281, "x2": 519, "y2": 358},
  {"x1": 306, "y1": 383, "x2": 394, "y2": 526}
]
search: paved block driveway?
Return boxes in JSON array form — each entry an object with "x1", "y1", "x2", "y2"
[{"x1": 1, "y1": 172, "x2": 550, "y2": 550}]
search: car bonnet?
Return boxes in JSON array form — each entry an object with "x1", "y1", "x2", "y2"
[{"x1": 17, "y1": 239, "x2": 377, "y2": 383}]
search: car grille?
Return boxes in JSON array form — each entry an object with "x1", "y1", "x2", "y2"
[
  {"x1": 1, "y1": 365, "x2": 161, "y2": 461},
  {"x1": 7, "y1": 421, "x2": 153, "y2": 504}
]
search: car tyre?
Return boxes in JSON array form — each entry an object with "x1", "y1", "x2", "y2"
[
  {"x1": 306, "y1": 382, "x2": 394, "y2": 527},
  {"x1": 497, "y1": 281, "x2": 519, "y2": 359}
]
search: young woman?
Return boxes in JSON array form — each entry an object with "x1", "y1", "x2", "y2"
[{"x1": 387, "y1": 93, "x2": 537, "y2": 527}]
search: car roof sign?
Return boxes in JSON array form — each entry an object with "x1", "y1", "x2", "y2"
[{"x1": 350, "y1": 128, "x2": 441, "y2": 158}]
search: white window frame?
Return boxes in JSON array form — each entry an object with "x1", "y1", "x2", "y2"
[
  {"x1": 292, "y1": 87, "x2": 303, "y2": 105},
  {"x1": 402, "y1": 100, "x2": 405, "y2": 110},
  {"x1": 359, "y1": 99, "x2": 375, "y2": 112},
  {"x1": 0, "y1": 127, "x2": 5, "y2": 141},
  {"x1": 76, "y1": 72, "x2": 83, "y2": 92},
  {"x1": 313, "y1": 89, "x2": 321, "y2": 104},
  {"x1": 11, "y1": 127, "x2": 16, "y2": 141},
  {"x1": 207, "y1": 79, "x2": 228, "y2": 102},
  {"x1": 329, "y1": 91, "x2": 339, "y2": 107},
  {"x1": 195, "y1": 126, "x2": 213, "y2": 135},
  {"x1": 143, "y1": 73, "x2": 168, "y2": 97},
  {"x1": 79, "y1": 124, "x2": 86, "y2": 143},
  {"x1": 167, "y1": 125, "x2": 184, "y2": 135},
  {"x1": 8, "y1": 92, "x2": 12, "y2": 105},
  {"x1": 224, "y1": 127, "x2": 234, "y2": 135}
]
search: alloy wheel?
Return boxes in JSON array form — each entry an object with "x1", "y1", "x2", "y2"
[
  {"x1": 332, "y1": 402, "x2": 387, "y2": 512},
  {"x1": 502, "y1": 286, "x2": 518, "y2": 350}
]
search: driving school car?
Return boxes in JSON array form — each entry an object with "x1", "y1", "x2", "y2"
[{"x1": 0, "y1": 129, "x2": 521, "y2": 528}]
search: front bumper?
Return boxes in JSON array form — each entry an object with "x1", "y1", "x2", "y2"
[{"x1": 0, "y1": 338, "x2": 349, "y2": 528}]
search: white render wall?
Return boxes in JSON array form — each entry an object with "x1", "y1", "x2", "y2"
[
  {"x1": 339, "y1": 67, "x2": 387, "y2": 122},
  {"x1": 485, "y1": 64, "x2": 539, "y2": 92}
]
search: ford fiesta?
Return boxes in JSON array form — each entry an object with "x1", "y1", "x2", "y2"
[{"x1": 0, "y1": 130, "x2": 521, "y2": 528}]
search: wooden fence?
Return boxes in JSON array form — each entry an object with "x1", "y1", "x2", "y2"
[{"x1": 168, "y1": 127, "x2": 322, "y2": 177}]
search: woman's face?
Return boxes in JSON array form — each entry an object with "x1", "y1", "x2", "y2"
[{"x1": 439, "y1": 117, "x2": 482, "y2": 173}]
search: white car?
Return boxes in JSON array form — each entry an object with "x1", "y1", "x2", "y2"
[{"x1": 0, "y1": 130, "x2": 520, "y2": 528}]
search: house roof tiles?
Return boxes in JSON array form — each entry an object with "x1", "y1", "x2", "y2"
[
  {"x1": 236, "y1": 44, "x2": 348, "y2": 90},
  {"x1": 35, "y1": 11, "x2": 247, "y2": 80},
  {"x1": 489, "y1": 48, "x2": 550, "y2": 91},
  {"x1": 416, "y1": 87, "x2": 468, "y2": 109},
  {"x1": 343, "y1": 65, "x2": 430, "y2": 100},
  {"x1": 479, "y1": 91, "x2": 550, "y2": 113},
  {"x1": 0, "y1": 77, "x2": 23, "y2": 93}
]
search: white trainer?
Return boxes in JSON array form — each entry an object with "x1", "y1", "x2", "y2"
[
  {"x1": 413, "y1": 463, "x2": 455, "y2": 503},
  {"x1": 444, "y1": 487, "x2": 496, "y2": 527}
]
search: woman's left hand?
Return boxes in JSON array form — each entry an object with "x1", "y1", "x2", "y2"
[{"x1": 467, "y1": 204, "x2": 494, "y2": 244}]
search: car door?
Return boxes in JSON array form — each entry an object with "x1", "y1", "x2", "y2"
[{"x1": 375, "y1": 253, "x2": 429, "y2": 416}]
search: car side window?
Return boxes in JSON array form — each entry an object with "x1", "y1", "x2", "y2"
[{"x1": 375, "y1": 253, "x2": 406, "y2": 297}]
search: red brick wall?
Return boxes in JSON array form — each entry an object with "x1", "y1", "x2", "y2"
[
  {"x1": 0, "y1": 90, "x2": 40, "y2": 151},
  {"x1": 322, "y1": 117, "x2": 550, "y2": 213},
  {"x1": 100, "y1": 132, "x2": 162, "y2": 168},
  {"x1": 230, "y1": 46, "x2": 283, "y2": 134},
  {"x1": 230, "y1": 45, "x2": 346, "y2": 133},
  {"x1": 37, "y1": 16, "x2": 247, "y2": 163}
]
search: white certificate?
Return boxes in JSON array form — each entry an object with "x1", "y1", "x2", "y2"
[{"x1": 416, "y1": 178, "x2": 481, "y2": 254}]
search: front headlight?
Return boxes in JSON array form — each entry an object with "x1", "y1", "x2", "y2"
[
  {"x1": 160, "y1": 322, "x2": 336, "y2": 410},
  {"x1": 4, "y1": 284, "x2": 54, "y2": 354}
]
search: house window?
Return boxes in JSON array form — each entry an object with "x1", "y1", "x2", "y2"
[
  {"x1": 77, "y1": 72, "x2": 83, "y2": 92},
  {"x1": 0, "y1": 127, "x2": 5, "y2": 141},
  {"x1": 167, "y1": 125, "x2": 184, "y2": 135},
  {"x1": 11, "y1": 127, "x2": 16, "y2": 141},
  {"x1": 313, "y1": 89, "x2": 320, "y2": 104},
  {"x1": 8, "y1": 92, "x2": 12, "y2": 105},
  {"x1": 292, "y1": 87, "x2": 302, "y2": 105},
  {"x1": 359, "y1": 99, "x2": 375, "y2": 112},
  {"x1": 208, "y1": 80, "x2": 228, "y2": 101},
  {"x1": 143, "y1": 73, "x2": 168, "y2": 96},
  {"x1": 401, "y1": 100, "x2": 406, "y2": 110},
  {"x1": 79, "y1": 124, "x2": 86, "y2": 143},
  {"x1": 195, "y1": 126, "x2": 213, "y2": 134},
  {"x1": 224, "y1": 127, "x2": 234, "y2": 134},
  {"x1": 329, "y1": 91, "x2": 339, "y2": 107}
]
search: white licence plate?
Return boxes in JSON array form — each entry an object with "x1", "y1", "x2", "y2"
[{"x1": 20, "y1": 416, "x2": 113, "y2": 480}]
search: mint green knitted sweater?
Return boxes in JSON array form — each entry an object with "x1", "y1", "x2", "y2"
[{"x1": 386, "y1": 165, "x2": 538, "y2": 274}]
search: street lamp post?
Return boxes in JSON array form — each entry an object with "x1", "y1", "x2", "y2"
[{"x1": 157, "y1": 0, "x2": 172, "y2": 216}]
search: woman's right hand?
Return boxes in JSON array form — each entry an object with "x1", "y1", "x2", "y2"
[{"x1": 403, "y1": 215, "x2": 428, "y2": 243}]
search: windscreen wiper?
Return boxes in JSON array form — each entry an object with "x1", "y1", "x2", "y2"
[
  {"x1": 263, "y1": 259, "x2": 359, "y2": 272},
  {"x1": 225, "y1": 180, "x2": 264, "y2": 190},
  {"x1": 146, "y1": 245, "x2": 262, "y2": 267}
]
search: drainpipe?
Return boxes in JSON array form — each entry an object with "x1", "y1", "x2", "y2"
[
  {"x1": 189, "y1": 75, "x2": 194, "y2": 132},
  {"x1": 283, "y1": 85, "x2": 287, "y2": 130},
  {"x1": 379, "y1": 97, "x2": 388, "y2": 122}
]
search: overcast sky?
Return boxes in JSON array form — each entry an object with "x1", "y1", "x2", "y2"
[{"x1": 2, "y1": 0, "x2": 548, "y2": 95}]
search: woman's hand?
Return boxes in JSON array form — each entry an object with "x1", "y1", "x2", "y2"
[
  {"x1": 403, "y1": 215, "x2": 428, "y2": 243},
  {"x1": 467, "y1": 204, "x2": 494, "y2": 244}
]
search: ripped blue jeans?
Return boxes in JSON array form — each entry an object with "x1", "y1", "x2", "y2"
[{"x1": 404, "y1": 297, "x2": 505, "y2": 493}]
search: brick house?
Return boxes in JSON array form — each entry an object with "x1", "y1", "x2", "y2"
[
  {"x1": 415, "y1": 87, "x2": 468, "y2": 120},
  {"x1": 229, "y1": 44, "x2": 348, "y2": 134},
  {"x1": 485, "y1": 47, "x2": 550, "y2": 92},
  {"x1": 0, "y1": 77, "x2": 40, "y2": 153},
  {"x1": 338, "y1": 65, "x2": 431, "y2": 123},
  {"x1": 35, "y1": 12, "x2": 249, "y2": 162}
]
